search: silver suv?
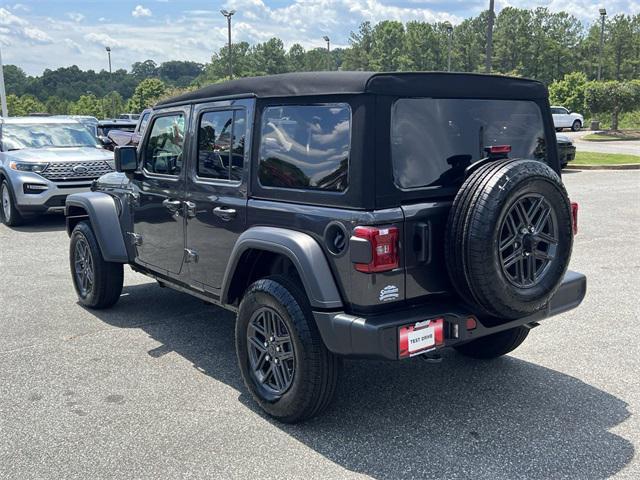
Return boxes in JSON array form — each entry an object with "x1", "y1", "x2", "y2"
[{"x1": 0, "y1": 116, "x2": 114, "y2": 226}]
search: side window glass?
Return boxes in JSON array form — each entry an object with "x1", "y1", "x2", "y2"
[
  {"x1": 258, "y1": 104, "x2": 350, "y2": 191},
  {"x1": 197, "y1": 110, "x2": 246, "y2": 181},
  {"x1": 143, "y1": 114, "x2": 185, "y2": 176}
]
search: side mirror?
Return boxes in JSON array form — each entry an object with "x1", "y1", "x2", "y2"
[{"x1": 114, "y1": 146, "x2": 138, "y2": 173}]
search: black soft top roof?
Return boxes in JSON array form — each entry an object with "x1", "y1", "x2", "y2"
[{"x1": 156, "y1": 71, "x2": 548, "y2": 107}]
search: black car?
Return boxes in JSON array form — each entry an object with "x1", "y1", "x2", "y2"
[
  {"x1": 64, "y1": 72, "x2": 586, "y2": 422},
  {"x1": 556, "y1": 134, "x2": 577, "y2": 168}
]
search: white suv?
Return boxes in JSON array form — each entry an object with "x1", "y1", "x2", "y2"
[{"x1": 551, "y1": 106, "x2": 583, "y2": 132}]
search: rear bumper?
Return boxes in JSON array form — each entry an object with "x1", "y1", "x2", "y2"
[{"x1": 314, "y1": 270, "x2": 586, "y2": 360}]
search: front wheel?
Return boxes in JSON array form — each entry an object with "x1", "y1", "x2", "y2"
[
  {"x1": 236, "y1": 275, "x2": 339, "y2": 423},
  {"x1": 70, "y1": 221, "x2": 123, "y2": 309},
  {"x1": 454, "y1": 326, "x2": 530, "y2": 359},
  {"x1": 1, "y1": 180, "x2": 25, "y2": 227},
  {"x1": 571, "y1": 120, "x2": 582, "y2": 132}
]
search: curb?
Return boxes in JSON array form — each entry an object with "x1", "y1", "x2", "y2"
[{"x1": 565, "y1": 163, "x2": 640, "y2": 170}]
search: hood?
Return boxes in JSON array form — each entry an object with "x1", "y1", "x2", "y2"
[{"x1": 6, "y1": 146, "x2": 114, "y2": 163}]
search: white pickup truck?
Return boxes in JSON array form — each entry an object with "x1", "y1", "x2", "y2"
[{"x1": 551, "y1": 106, "x2": 584, "y2": 131}]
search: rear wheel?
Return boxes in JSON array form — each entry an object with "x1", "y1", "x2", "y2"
[
  {"x1": 70, "y1": 221, "x2": 123, "y2": 309},
  {"x1": 236, "y1": 275, "x2": 339, "y2": 423},
  {"x1": 454, "y1": 326, "x2": 530, "y2": 359},
  {"x1": 1, "y1": 180, "x2": 25, "y2": 227},
  {"x1": 571, "y1": 120, "x2": 582, "y2": 132}
]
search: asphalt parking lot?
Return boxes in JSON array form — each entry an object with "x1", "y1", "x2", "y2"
[{"x1": 0, "y1": 170, "x2": 638, "y2": 480}]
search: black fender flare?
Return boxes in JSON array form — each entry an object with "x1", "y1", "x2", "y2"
[
  {"x1": 65, "y1": 192, "x2": 129, "y2": 263},
  {"x1": 221, "y1": 227, "x2": 343, "y2": 310}
]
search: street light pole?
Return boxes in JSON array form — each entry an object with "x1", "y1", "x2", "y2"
[
  {"x1": 106, "y1": 46, "x2": 115, "y2": 118},
  {"x1": 485, "y1": 0, "x2": 495, "y2": 73},
  {"x1": 323, "y1": 36, "x2": 331, "y2": 71},
  {"x1": 444, "y1": 22, "x2": 453, "y2": 72},
  {"x1": 220, "y1": 9, "x2": 236, "y2": 79},
  {"x1": 597, "y1": 8, "x2": 607, "y2": 81},
  {"x1": 0, "y1": 46, "x2": 8, "y2": 117}
]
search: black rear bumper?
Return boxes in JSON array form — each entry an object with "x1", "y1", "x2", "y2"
[{"x1": 314, "y1": 270, "x2": 586, "y2": 360}]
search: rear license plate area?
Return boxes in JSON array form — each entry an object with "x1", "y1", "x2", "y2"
[{"x1": 399, "y1": 318, "x2": 444, "y2": 359}]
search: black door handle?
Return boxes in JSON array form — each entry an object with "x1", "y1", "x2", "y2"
[
  {"x1": 213, "y1": 206, "x2": 237, "y2": 221},
  {"x1": 162, "y1": 199, "x2": 182, "y2": 213}
]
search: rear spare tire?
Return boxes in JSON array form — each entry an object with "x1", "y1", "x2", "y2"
[{"x1": 445, "y1": 159, "x2": 573, "y2": 319}]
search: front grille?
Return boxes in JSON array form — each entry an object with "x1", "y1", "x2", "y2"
[{"x1": 40, "y1": 161, "x2": 113, "y2": 181}]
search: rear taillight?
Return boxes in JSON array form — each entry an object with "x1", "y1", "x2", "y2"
[
  {"x1": 487, "y1": 145, "x2": 512, "y2": 154},
  {"x1": 571, "y1": 201, "x2": 579, "y2": 235},
  {"x1": 353, "y1": 226, "x2": 399, "y2": 273}
]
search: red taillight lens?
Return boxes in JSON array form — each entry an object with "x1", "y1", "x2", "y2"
[
  {"x1": 571, "y1": 201, "x2": 579, "y2": 235},
  {"x1": 466, "y1": 317, "x2": 477, "y2": 330},
  {"x1": 353, "y1": 226, "x2": 399, "y2": 273},
  {"x1": 488, "y1": 145, "x2": 511, "y2": 154}
]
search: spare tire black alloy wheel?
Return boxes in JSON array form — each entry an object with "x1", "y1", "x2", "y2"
[
  {"x1": 499, "y1": 194, "x2": 558, "y2": 288},
  {"x1": 247, "y1": 307, "x2": 295, "y2": 396},
  {"x1": 445, "y1": 159, "x2": 573, "y2": 320}
]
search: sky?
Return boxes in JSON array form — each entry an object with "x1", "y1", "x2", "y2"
[{"x1": 0, "y1": 0, "x2": 638, "y2": 76}]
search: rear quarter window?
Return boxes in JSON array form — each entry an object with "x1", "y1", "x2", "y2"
[
  {"x1": 258, "y1": 104, "x2": 351, "y2": 192},
  {"x1": 391, "y1": 98, "x2": 547, "y2": 189}
]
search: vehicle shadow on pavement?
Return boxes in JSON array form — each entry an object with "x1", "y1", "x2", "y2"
[
  {"x1": 90, "y1": 282, "x2": 633, "y2": 480},
  {"x1": 11, "y1": 214, "x2": 66, "y2": 233}
]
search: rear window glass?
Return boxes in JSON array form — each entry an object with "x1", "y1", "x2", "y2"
[
  {"x1": 258, "y1": 104, "x2": 350, "y2": 192},
  {"x1": 391, "y1": 99, "x2": 547, "y2": 189}
]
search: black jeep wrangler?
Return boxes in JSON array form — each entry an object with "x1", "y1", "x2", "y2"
[{"x1": 65, "y1": 72, "x2": 586, "y2": 422}]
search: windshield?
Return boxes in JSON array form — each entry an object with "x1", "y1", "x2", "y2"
[
  {"x1": 391, "y1": 98, "x2": 547, "y2": 189},
  {"x1": 2, "y1": 123, "x2": 100, "y2": 150}
]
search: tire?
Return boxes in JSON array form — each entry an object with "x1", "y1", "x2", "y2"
[
  {"x1": 454, "y1": 326, "x2": 530, "y2": 359},
  {"x1": 70, "y1": 221, "x2": 123, "y2": 309},
  {"x1": 1, "y1": 180, "x2": 25, "y2": 227},
  {"x1": 445, "y1": 159, "x2": 573, "y2": 319},
  {"x1": 571, "y1": 120, "x2": 582, "y2": 132},
  {"x1": 236, "y1": 275, "x2": 339, "y2": 423}
]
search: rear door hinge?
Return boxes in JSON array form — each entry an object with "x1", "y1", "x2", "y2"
[
  {"x1": 128, "y1": 232, "x2": 143, "y2": 246},
  {"x1": 184, "y1": 249, "x2": 199, "y2": 264}
]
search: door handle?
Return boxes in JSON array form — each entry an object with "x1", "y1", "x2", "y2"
[
  {"x1": 162, "y1": 199, "x2": 182, "y2": 210},
  {"x1": 213, "y1": 206, "x2": 237, "y2": 221}
]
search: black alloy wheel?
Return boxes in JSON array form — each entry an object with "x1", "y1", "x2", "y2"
[
  {"x1": 499, "y1": 194, "x2": 558, "y2": 289},
  {"x1": 73, "y1": 235, "x2": 95, "y2": 297},
  {"x1": 247, "y1": 307, "x2": 296, "y2": 396}
]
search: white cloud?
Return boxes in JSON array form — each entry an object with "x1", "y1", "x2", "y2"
[
  {"x1": 132, "y1": 5, "x2": 152, "y2": 18},
  {"x1": 12, "y1": 3, "x2": 30, "y2": 12},
  {"x1": 84, "y1": 32, "x2": 124, "y2": 48},
  {"x1": 67, "y1": 12, "x2": 85, "y2": 22},
  {"x1": 0, "y1": 7, "x2": 51, "y2": 44}
]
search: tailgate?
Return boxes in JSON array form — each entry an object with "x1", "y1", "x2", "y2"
[{"x1": 401, "y1": 200, "x2": 453, "y2": 300}]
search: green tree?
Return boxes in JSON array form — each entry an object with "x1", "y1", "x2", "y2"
[
  {"x1": 452, "y1": 14, "x2": 486, "y2": 72},
  {"x1": 607, "y1": 15, "x2": 635, "y2": 80},
  {"x1": 342, "y1": 21, "x2": 374, "y2": 70},
  {"x1": 157, "y1": 60, "x2": 204, "y2": 86},
  {"x1": 125, "y1": 78, "x2": 168, "y2": 112},
  {"x1": 131, "y1": 59, "x2": 158, "y2": 80},
  {"x1": 401, "y1": 21, "x2": 438, "y2": 71},
  {"x1": 548, "y1": 72, "x2": 588, "y2": 114},
  {"x1": 69, "y1": 94, "x2": 104, "y2": 118},
  {"x1": 287, "y1": 44, "x2": 306, "y2": 72},
  {"x1": 252, "y1": 38, "x2": 288, "y2": 75},
  {"x1": 370, "y1": 21, "x2": 406, "y2": 71},
  {"x1": 45, "y1": 96, "x2": 70, "y2": 115},
  {"x1": 585, "y1": 80, "x2": 640, "y2": 130}
]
